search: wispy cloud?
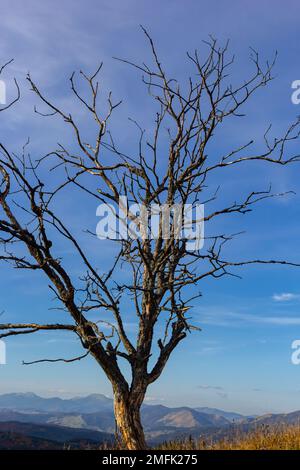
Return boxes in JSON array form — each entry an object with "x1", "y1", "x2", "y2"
[
  {"x1": 198, "y1": 384, "x2": 228, "y2": 399},
  {"x1": 199, "y1": 309, "x2": 300, "y2": 327},
  {"x1": 196, "y1": 346, "x2": 223, "y2": 355},
  {"x1": 272, "y1": 293, "x2": 300, "y2": 302},
  {"x1": 198, "y1": 385, "x2": 224, "y2": 391}
]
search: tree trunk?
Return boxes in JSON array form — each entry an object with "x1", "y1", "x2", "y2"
[{"x1": 114, "y1": 390, "x2": 147, "y2": 450}]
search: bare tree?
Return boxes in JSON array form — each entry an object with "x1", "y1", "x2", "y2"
[{"x1": 1, "y1": 31, "x2": 300, "y2": 449}]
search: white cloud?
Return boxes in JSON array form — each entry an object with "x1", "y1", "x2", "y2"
[
  {"x1": 272, "y1": 293, "x2": 300, "y2": 302},
  {"x1": 199, "y1": 309, "x2": 300, "y2": 327},
  {"x1": 196, "y1": 346, "x2": 223, "y2": 355}
]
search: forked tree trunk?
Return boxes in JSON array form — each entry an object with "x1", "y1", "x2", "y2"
[{"x1": 114, "y1": 390, "x2": 147, "y2": 450}]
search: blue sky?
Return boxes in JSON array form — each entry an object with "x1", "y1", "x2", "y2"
[{"x1": 1, "y1": 0, "x2": 300, "y2": 415}]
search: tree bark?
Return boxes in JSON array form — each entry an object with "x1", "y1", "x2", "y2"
[{"x1": 114, "y1": 389, "x2": 147, "y2": 450}]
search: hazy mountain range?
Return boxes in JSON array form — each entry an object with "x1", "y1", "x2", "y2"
[{"x1": 0, "y1": 392, "x2": 298, "y2": 448}]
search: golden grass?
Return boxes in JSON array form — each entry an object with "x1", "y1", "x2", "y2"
[
  {"x1": 97, "y1": 424, "x2": 300, "y2": 450},
  {"x1": 158, "y1": 424, "x2": 300, "y2": 450}
]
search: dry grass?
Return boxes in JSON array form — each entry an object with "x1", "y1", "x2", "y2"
[
  {"x1": 158, "y1": 424, "x2": 300, "y2": 450},
  {"x1": 97, "y1": 424, "x2": 300, "y2": 450}
]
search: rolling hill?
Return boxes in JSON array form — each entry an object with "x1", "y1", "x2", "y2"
[{"x1": 0, "y1": 392, "x2": 298, "y2": 447}]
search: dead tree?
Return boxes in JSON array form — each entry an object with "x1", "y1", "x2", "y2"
[{"x1": 1, "y1": 31, "x2": 300, "y2": 449}]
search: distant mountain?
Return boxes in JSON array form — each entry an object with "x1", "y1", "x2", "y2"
[
  {"x1": 142, "y1": 405, "x2": 229, "y2": 430},
  {"x1": 48, "y1": 410, "x2": 116, "y2": 433},
  {"x1": 196, "y1": 407, "x2": 247, "y2": 423},
  {"x1": 0, "y1": 392, "x2": 299, "y2": 448},
  {"x1": 0, "y1": 393, "x2": 244, "y2": 431},
  {"x1": 0, "y1": 394, "x2": 243, "y2": 443},
  {"x1": 0, "y1": 392, "x2": 113, "y2": 413},
  {"x1": 251, "y1": 410, "x2": 300, "y2": 426},
  {"x1": 0, "y1": 405, "x2": 232, "y2": 434},
  {"x1": 0, "y1": 392, "x2": 276, "y2": 446},
  {"x1": 0, "y1": 392, "x2": 247, "y2": 419}
]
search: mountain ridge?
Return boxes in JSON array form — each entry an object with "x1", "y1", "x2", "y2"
[
  {"x1": 0, "y1": 392, "x2": 298, "y2": 446},
  {"x1": 0, "y1": 392, "x2": 247, "y2": 417}
]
